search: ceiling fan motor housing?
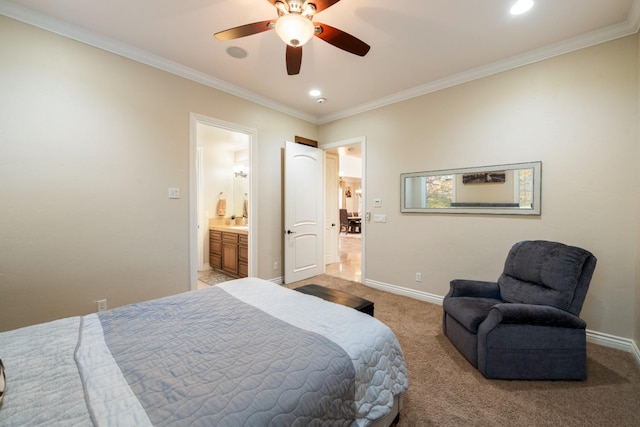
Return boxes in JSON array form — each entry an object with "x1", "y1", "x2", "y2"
[{"x1": 277, "y1": 1, "x2": 316, "y2": 17}]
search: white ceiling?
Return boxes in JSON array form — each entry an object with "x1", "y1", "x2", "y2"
[{"x1": 2, "y1": 0, "x2": 639, "y2": 124}]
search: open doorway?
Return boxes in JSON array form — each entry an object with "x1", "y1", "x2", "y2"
[
  {"x1": 189, "y1": 114, "x2": 257, "y2": 290},
  {"x1": 322, "y1": 138, "x2": 364, "y2": 283}
]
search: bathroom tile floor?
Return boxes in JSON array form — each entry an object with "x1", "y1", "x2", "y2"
[
  {"x1": 326, "y1": 233, "x2": 362, "y2": 282},
  {"x1": 198, "y1": 270, "x2": 235, "y2": 289}
]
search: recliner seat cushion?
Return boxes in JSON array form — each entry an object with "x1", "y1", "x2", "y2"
[
  {"x1": 442, "y1": 297, "x2": 503, "y2": 333},
  {"x1": 498, "y1": 241, "x2": 591, "y2": 311}
]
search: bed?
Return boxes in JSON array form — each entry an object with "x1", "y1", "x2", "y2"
[{"x1": 0, "y1": 277, "x2": 408, "y2": 426}]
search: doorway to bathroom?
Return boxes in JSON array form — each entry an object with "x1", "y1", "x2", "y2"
[{"x1": 189, "y1": 114, "x2": 257, "y2": 290}]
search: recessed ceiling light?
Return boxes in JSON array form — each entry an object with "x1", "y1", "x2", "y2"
[
  {"x1": 510, "y1": 0, "x2": 534, "y2": 15},
  {"x1": 309, "y1": 89, "x2": 322, "y2": 97},
  {"x1": 226, "y1": 46, "x2": 248, "y2": 59}
]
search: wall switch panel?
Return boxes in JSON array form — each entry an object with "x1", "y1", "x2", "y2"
[
  {"x1": 373, "y1": 198, "x2": 382, "y2": 208},
  {"x1": 373, "y1": 214, "x2": 387, "y2": 223},
  {"x1": 168, "y1": 188, "x2": 180, "y2": 199}
]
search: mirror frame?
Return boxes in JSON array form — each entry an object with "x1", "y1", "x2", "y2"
[{"x1": 400, "y1": 161, "x2": 541, "y2": 215}]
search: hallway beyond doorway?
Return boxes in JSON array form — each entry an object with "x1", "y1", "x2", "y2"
[{"x1": 326, "y1": 233, "x2": 361, "y2": 282}]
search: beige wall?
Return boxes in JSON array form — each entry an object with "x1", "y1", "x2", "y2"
[
  {"x1": 1, "y1": 15, "x2": 638, "y2": 348},
  {"x1": 320, "y1": 35, "x2": 639, "y2": 340},
  {"x1": 0, "y1": 16, "x2": 316, "y2": 331}
]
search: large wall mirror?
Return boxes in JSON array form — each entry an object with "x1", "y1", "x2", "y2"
[{"x1": 401, "y1": 161, "x2": 541, "y2": 215}]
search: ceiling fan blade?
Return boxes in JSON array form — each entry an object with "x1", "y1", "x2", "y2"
[
  {"x1": 286, "y1": 45, "x2": 303, "y2": 75},
  {"x1": 309, "y1": 0, "x2": 342, "y2": 13},
  {"x1": 214, "y1": 20, "x2": 274, "y2": 41},
  {"x1": 314, "y1": 23, "x2": 370, "y2": 56}
]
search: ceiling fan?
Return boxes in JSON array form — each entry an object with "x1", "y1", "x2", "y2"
[{"x1": 214, "y1": 0, "x2": 370, "y2": 75}]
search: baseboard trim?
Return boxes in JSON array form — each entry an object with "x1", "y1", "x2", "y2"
[
  {"x1": 269, "y1": 276, "x2": 284, "y2": 285},
  {"x1": 364, "y1": 279, "x2": 444, "y2": 306},
  {"x1": 586, "y1": 329, "x2": 639, "y2": 355},
  {"x1": 363, "y1": 278, "x2": 640, "y2": 368},
  {"x1": 632, "y1": 340, "x2": 640, "y2": 367}
]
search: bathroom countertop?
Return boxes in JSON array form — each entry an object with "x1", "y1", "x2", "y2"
[{"x1": 209, "y1": 225, "x2": 248, "y2": 235}]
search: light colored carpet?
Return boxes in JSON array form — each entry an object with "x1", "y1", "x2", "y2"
[{"x1": 287, "y1": 274, "x2": 640, "y2": 426}]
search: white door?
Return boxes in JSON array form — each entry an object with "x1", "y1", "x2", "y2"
[
  {"x1": 284, "y1": 141, "x2": 324, "y2": 284},
  {"x1": 324, "y1": 152, "x2": 339, "y2": 265}
]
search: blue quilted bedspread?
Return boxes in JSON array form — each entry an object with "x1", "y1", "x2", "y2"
[{"x1": 0, "y1": 278, "x2": 408, "y2": 427}]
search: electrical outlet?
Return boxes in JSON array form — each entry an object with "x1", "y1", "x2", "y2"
[
  {"x1": 97, "y1": 299, "x2": 107, "y2": 312},
  {"x1": 416, "y1": 272, "x2": 422, "y2": 282},
  {"x1": 273, "y1": 261, "x2": 279, "y2": 271}
]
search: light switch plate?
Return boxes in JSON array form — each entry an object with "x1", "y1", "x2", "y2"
[
  {"x1": 168, "y1": 188, "x2": 180, "y2": 199},
  {"x1": 373, "y1": 214, "x2": 387, "y2": 223},
  {"x1": 373, "y1": 198, "x2": 382, "y2": 208}
]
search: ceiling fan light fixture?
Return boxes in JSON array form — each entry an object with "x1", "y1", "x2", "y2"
[
  {"x1": 275, "y1": 14, "x2": 315, "y2": 47},
  {"x1": 510, "y1": 0, "x2": 534, "y2": 15}
]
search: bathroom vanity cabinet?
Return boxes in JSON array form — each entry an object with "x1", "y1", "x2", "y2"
[
  {"x1": 209, "y1": 228, "x2": 248, "y2": 278},
  {"x1": 238, "y1": 234, "x2": 248, "y2": 277}
]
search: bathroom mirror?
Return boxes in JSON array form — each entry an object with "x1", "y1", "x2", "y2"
[
  {"x1": 233, "y1": 160, "x2": 249, "y2": 218},
  {"x1": 401, "y1": 161, "x2": 541, "y2": 215}
]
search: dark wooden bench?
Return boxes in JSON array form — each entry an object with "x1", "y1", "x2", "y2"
[{"x1": 294, "y1": 284, "x2": 374, "y2": 316}]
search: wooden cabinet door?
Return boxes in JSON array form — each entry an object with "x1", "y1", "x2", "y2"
[
  {"x1": 238, "y1": 234, "x2": 248, "y2": 277},
  {"x1": 209, "y1": 230, "x2": 222, "y2": 269},
  {"x1": 221, "y1": 232, "x2": 239, "y2": 276},
  {"x1": 222, "y1": 242, "x2": 239, "y2": 275}
]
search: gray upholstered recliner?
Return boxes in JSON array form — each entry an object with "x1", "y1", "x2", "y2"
[{"x1": 442, "y1": 240, "x2": 597, "y2": 380}]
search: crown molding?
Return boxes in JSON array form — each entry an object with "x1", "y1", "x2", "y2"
[
  {"x1": 2, "y1": 0, "x2": 639, "y2": 127},
  {"x1": 317, "y1": 1, "x2": 640, "y2": 124},
  {"x1": 0, "y1": 0, "x2": 318, "y2": 124}
]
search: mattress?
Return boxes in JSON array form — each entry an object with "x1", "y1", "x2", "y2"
[{"x1": 0, "y1": 278, "x2": 408, "y2": 426}]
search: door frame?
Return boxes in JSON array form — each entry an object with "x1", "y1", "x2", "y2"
[
  {"x1": 189, "y1": 113, "x2": 258, "y2": 290},
  {"x1": 324, "y1": 151, "x2": 339, "y2": 265},
  {"x1": 320, "y1": 136, "x2": 366, "y2": 282}
]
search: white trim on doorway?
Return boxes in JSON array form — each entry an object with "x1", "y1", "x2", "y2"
[
  {"x1": 320, "y1": 136, "x2": 366, "y2": 282},
  {"x1": 189, "y1": 113, "x2": 258, "y2": 290}
]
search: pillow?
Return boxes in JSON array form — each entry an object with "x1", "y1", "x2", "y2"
[{"x1": 0, "y1": 358, "x2": 5, "y2": 407}]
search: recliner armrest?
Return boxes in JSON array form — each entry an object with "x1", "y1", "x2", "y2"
[
  {"x1": 485, "y1": 303, "x2": 587, "y2": 329},
  {"x1": 446, "y1": 279, "x2": 501, "y2": 299}
]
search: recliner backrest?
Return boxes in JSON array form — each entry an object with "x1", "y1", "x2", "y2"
[{"x1": 497, "y1": 240, "x2": 596, "y2": 315}]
